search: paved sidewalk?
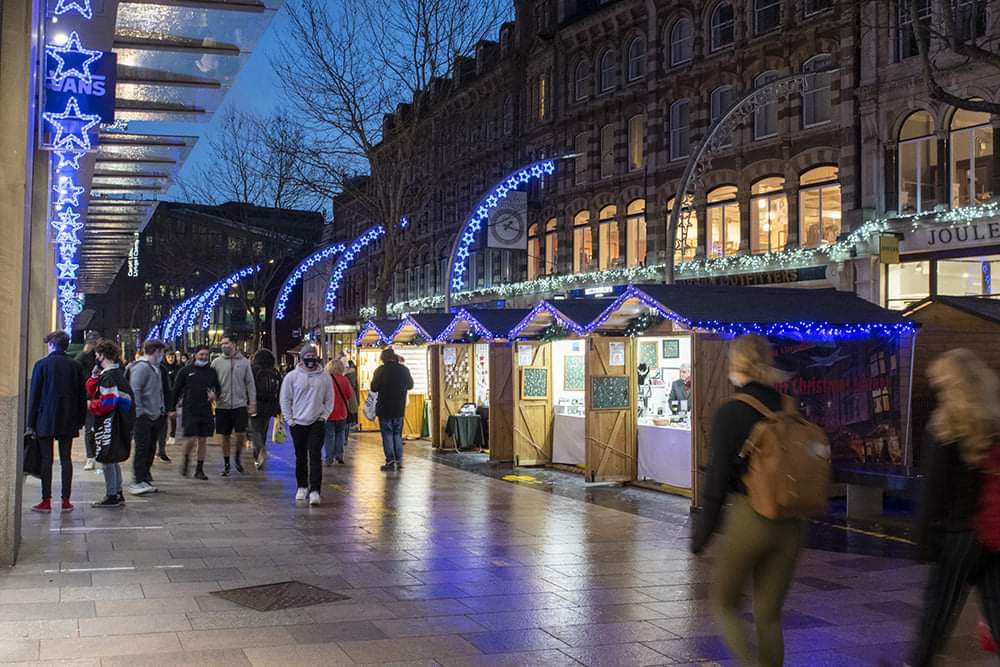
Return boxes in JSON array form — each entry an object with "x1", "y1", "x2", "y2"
[{"x1": 0, "y1": 433, "x2": 986, "y2": 666}]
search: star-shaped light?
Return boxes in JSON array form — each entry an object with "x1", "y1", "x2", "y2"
[
  {"x1": 53, "y1": 178, "x2": 85, "y2": 207},
  {"x1": 57, "y1": 260, "x2": 79, "y2": 280},
  {"x1": 46, "y1": 32, "x2": 102, "y2": 84},
  {"x1": 51, "y1": 208, "x2": 82, "y2": 231},
  {"x1": 43, "y1": 97, "x2": 101, "y2": 152},
  {"x1": 53, "y1": 0, "x2": 93, "y2": 19},
  {"x1": 54, "y1": 150, "x2": 84, "y2": 170}
]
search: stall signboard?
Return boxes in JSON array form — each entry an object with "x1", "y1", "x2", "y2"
[
  {"x1": 772, "y1": 337, "x2": 904, "y2": 467},
  {"x1": 443, "y1": 346, "x2": 457, "y2": 366},
  {"x1": 518, "y1": 344, "x2": 534, "y2": 366},
  {"x1": 608, "y1": 342, "x2": 625, "y2": 366}
]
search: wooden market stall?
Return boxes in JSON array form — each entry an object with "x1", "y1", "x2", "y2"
[
  {"x1": 354, "y1": 319, "x2": 398, "y2": 432},
  {"x1": 386, "y1": 313, "x2": 453, "y2": 440}
]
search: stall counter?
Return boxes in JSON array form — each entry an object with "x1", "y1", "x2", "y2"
[
  {"x1": 637, "y1": 423, "x2": 692, "y2": 492},
  {"x1": 552, "y1": 413, "x2": 585, "y2": 466}
]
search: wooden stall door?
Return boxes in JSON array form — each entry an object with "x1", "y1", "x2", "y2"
[
  {"x1": 691, "y1": 335, "x2": 731, "y2": 509},
  {"x1": 585, "y1": 337, "x2": 637, "y2": 483},
  {"x1": 488, "y1": 343, "x2": 514, "y2": 462},
  {"x1": 429, "y1": 346, "x2": 443, "y2": 448},
  {"x1": 513, "y1": 342, "x2": 553, "y2": 466},
  {"x1": 437, "y1": 344, "x2": 475, "y2": 450}
]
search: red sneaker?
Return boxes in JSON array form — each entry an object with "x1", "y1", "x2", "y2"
[
  {"x1": 61, "y1": 499, "x2": 74, "y2": 512},
  {"x1": 31, "y1": 500, "x2": 51, "y2": 513}
]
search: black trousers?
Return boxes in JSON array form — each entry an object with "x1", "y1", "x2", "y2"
[
  {"x1": 912, "y1": 530, "x2": 1000, "y2": 666},
  {"x1": 132, "y1": 415, "x2": 165, "y2": 484},
  {"x1": 290, "y1": 421, "x2": 325, "y2": 493},
  {"x1": 39, "y1": 436, "x2": 73, "y2": 500}
]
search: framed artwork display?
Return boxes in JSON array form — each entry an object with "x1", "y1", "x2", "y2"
[
  {"x1": 662, "y1": 339, "x2": 681, "y2": 359},
  {"x1": 521, "y1": 367, "x2": 548, "y2": 399},
  {"x1": 590, "y1": 375, "x2": 629, "y2": 410}
]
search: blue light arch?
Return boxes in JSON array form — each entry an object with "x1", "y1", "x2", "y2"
[
  {"x1": 324, "y1": 225, "x2": 386, "y2": 313},
  {"x1": 274, "y1": 243, "x2": 346, "y2": 321}
]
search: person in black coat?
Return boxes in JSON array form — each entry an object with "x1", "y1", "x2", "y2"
[
  {"x1": 370, "y1": 348, "x2": 413, "y2": 471},
  {"x1": 26, "y1": 330, "x2": 87, "y2": 513},
  {"x1": 170, "y1": 345, "x2": 221, "y2": 479},
  {"x1": 74, "y1": 331, "x2": 99, "y2": 469}
]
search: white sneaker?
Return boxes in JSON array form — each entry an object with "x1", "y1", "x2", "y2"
[
  {"x1": 295, "y1": 487, "x2": 307, "y2": 501},
  {"x1": 142, "y1": 482, "x2": 158, "y2": 494},
  {"x1": 128, "y1": 483, "x2": 152, "y2": 496},
  {"x1": 308, "y1": 491, "x2": 321, "y2": 506},
  {"x1": 84, "y1": 458, "x2": 95, "y2": 471},
  {"x1": 166, "y1": 437, "x2": 176, "y2": 446}
]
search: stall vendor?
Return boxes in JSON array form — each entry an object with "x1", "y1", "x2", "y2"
[{"x1": 669, "y1": 363, "x2": 692, "y2": 408}]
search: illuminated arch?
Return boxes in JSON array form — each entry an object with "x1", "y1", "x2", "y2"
[
  {"x1": 161, "y1": 293, "x2": 201, "y2": 341},
  {"x1": 198, "y1": 264, "x2": 261, "y2": 330},
  {"x1": 274, "y1": 243, "x2": 346, "y2": 321},
  {"x1": 324, "y1": 225, "x2": 386, "y2": 313}
]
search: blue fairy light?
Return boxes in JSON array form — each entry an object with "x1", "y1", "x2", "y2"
[{"x1": 274, "y1": 243, "x2": 345, "y2": 321}]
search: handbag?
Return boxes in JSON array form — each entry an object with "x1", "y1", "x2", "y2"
[
  {"x1": 364, "y1": 391, "x2": 378, "y2": 422},
  {"x1": 332, "y1": 376, "x2": 357, "y2": 417},
  {"x1": 271, "y1": 414, "x2": 286, "y2": 444},
  {"x1": 22, "y1": 434, "x2": 41, "y2": 478}
]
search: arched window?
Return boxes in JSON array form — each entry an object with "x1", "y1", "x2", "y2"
[
  {"x1": 574, "y1": 61, "x2": 590, "y2": 101},
  {"x1": 599, "y1": 50, "x2": 616, "y2": 91},
  {"x1": 710, "y1": 85, "x2": 736, "y2": 147},
  {"x1": 502, "y1": 96, "x2": 514, "y2": 135},
  {"x1": 627, "y1": 37, "x2": 646, "y2": 81},
  {"x1": 670, "y1": 99, "x2": 690, "y2": 160},
  {"x1": 573, "y1": 211, "x2": 593, "y2": 273},
  {"x1": 898, "y1": 110, "x2": 939, "y2": 214},
  {"x1": 668, "y1": 197, "x2": 699, "y2": 263},
  {"x1": 750, "y1": 177, "x2": 788, "y2": 253},
  {"x1": 545, "y1": 217, "x2": 559, "y2": 275},
  {"x1": 950, "y1": 108, "x2": 994, "y2": 208},
  {"x1": 753, "y1": 71, "x2": 779, "y2": 139},
  {"x1": 754, "y1": 0, "x2": 781, "y2": 34},
  {"x1": 626, "y1": 199, "x2": 647, "y2": 267},
  {"x1": 710, "y1": 2, "x2": 735, "y2": 51},
  {"x1": 707, "y1": 185, "x2": 740, "y2": 258},
  {"x1": 628, "y1": 114, "x2": 645, "y2": 171},
  {"x1": 599, "y1": 204, "x2": 621, "y2": 270},
  {"x1": 802, "y1": 54, "x2": 833, "y2": 126},
  {"x1": 528, "y1": 223, "x2": 542, "y2": 280},
  {"x1": 670, "y1": 18, "x2": 693, "y2": 66},
  {"x1": 600, "y1": 123, "x2": 615, "y2": 178},
  {"x1": 799, "y1": 166, "x2": 841, "y2": 248}
]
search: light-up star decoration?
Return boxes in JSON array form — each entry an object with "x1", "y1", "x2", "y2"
[
  {"x1": 324, "y1": 225, "x2": 386, "y2": 313},
  {"x1": 274, "y1": 243, "x2": 346, "y2": 321},
  {"x1": 53, "y1": 178, "x2": 85, "y2": 207},
  {"x1": 53, "y1": 0, "x2": 93, "y2": 19},
  {"x1": 42, "y1": 97, "x2": 101, "y2": 152},
  {"x1": 54, "y1": 150, "x2": 84, "y2": 170},
  {"x1": 46, "y1": 32, "x2": 102, "y2": 84}
]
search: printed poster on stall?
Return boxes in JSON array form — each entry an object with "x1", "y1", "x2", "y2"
[
  {"x1": 771, "y1": 337, "x2": 905, "y2": 468},
  {"x1": 443, "y1": 346, "x2": 457, "y2": 366},
  {"x1": 518, "y1": 344, "x2": 534, "y2": 366},
  {"x1": 608, "y1": 342, "x2": 625, "y2": 366}
]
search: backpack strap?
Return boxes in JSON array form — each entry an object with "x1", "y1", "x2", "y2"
[{"x1": 732, "y1": 394, "x2": 778, "y2": 420}]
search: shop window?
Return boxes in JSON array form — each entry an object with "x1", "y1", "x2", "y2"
[
  {"x1": 574, "y1": 62, "x2": 590, "y2": 101},
  {"x1": 667, "y1": 197, "x2": 699, "y2": 263},
  {"x1": 803, "y1": 0, "x2": 831, "y2": 16},
  {"x1": 898, "y1": 110, "x2": 940, "y2": 214},
  {"x1": 628, "y1": 114, "x2": 645, "y2": 171},
  {"x1": 545, "y1": 217, "x2": 559, "y2": 275},
  {"x1": 755, "y1": 0, "x2": 781, "y2": 34},
  {"x1": 710, "y1": 2, "x2": 735, "y2": 51},
  {"x1": 537, "y1": 74, "x2": 548, "y2": 120},
  {"x1": 599, "y1": 50, "x2": 616, "y2": 92},
  {"x1": 754, "y1": 71, "x2": 779, "y2": 139},
  {"x1": 802, "y1": 54, "x2": 833, "y2": 127},
  {"x1": 710, "y1": 85, "x2": 735, "y2": 146},
  {"x1": 751, "y1": 177, "x2": 788, "y2": 253},
  {"x1": 886, "y1": 260, "x2": 930, "y2": 310},
  {"x1": 528, "y1": 223, "x2": 542, "y2": 280},
  {"x1": 573, "y1": 211, "x2": 593, "y2": 272},
  {"x1": 950, "y1": 108, "x2": 994, "y2": 208},
  {"x1": 670, "y1": 99, "x2": 690, "y2": 160},
  {"x1": 627, "y1": 37, "x2": 646, "y2": 81},
  {"x1": 707, "y1": 185, "x2": 741, "y2": 258},
  {"x1": 937, "y1": 255, "x2": 1000, "y2": 296},
  {"x1": 574, "y1": 131, "x2": 588, "y2": 185},
  {"x1": 598, "y1": 205, "x2": 621, "y2": 270},
  {"x1": 956, "y1": 0, "x2": 987, "y2": 41},
  {"x1": 626, "y1": 199, "x2": 647, "y2": 267},
  {"x1": 670, "y1": 18, "x2": 693, "y2": 66},
  {"x1": 424, "y1": 263, "x2": 434, "y2": 296},
  {"x1": 799, "y1": 166, "x2": 842, "y2": 247},
  {"x1": 600, "y1": 123, "x2": 615, "y2": 179},
  {"x1": 897, "y1": 0, "x2": 930, "y2": 61}
]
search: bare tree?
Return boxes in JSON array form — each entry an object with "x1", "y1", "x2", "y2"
[{"x1": 273, "y1": 0, "x2": 509, "y2": 314}]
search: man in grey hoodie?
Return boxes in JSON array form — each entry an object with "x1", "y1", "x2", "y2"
[
  {"x1": 279, "y1": 344, "x2": 333, "y2": 506},
  {"x1": 212, "y1": 335, "x2": 256, "y2": 476},
  {"x1": 128, "y1": 340, "x2": 167, "y2": 496}
]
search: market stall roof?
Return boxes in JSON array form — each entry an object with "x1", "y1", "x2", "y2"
[
  {"x1": 903, "y1": 295, "x2": 1000, "y2": 323},
  {"x1": 509, "y1": 298, "x2": 617, "y2": 338},
  {"x1": 445, "y1": 307, "x2": 533, "y2": 341},
  {"x1": 356, "y1": 319, "x2": 398, "y2": 347},
  {"x1": 388, "y1": 312, "x2": 455, "y2": 343}
]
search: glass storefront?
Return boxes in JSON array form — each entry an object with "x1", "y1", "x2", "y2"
[{"x1": 886, "y1": 254, "x2": 1000, "y2": 309}]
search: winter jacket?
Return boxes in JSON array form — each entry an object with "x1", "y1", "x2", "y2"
[
  {"x1": 129, "y1": 359, "x2": 166, "y2": 419},
  {"x1": 280, "y1": 364, "x2": 334, "y2": 427},
  {"x1": 253, "y1": 366, "x2": 282, "y2": 420},
  {"x1": 914, "y1": 436, "x2": 983, "y2": 562},
  {"x1": 328, "y1": 374, "x2": 355, "y2": 422},
  {"x1": 171, "y1": 363, "x2": 221, "y2": 419},
  {"x1": 212, "y1": 353, "x2": 256, "y2": 410},
  {"x1": 370, "y1": 361, "x2": 414, "y2": 420},
  {"x1": 27, "y1": 351, "x2": 87, "y2": 438},
  {"x1": 86, "y1": 365, "x2": 135, "y2": 464}
]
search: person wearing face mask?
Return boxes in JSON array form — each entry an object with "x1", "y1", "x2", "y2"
[
  {"x1": 212, "y1": 335, "x2": 256, "y2": 477},
  {"x1": 690, "y1": 335, "x2": 804, "y2": 667},
  {"x1": 279, "y1": 345, "x2": 334, "y2": 506},
  {"x1": 170, "y1": 345, "x2": 220, "y2": 480},
  {"x1": 127, "y1": 340, "x2": 168, "y2": 496}
]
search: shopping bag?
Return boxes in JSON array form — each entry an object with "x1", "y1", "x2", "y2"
[
  {"x1": 22, "y1": 434, "x2": 41, "y2": 478},
  {"x1": 364, "y1": 391, "x2": 378, "y2": 422},
  {"x1": 271, "y1": 414, "x2": 286, "y2": 444},
  {"x1": 979, "y1": 613, "x2": 997, "y2": 653}
]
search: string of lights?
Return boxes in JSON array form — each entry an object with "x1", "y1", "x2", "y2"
[
  {"x1": 274, "y1": 243, "x2": 346, "y2": 321},
  {"x1": 324, "y1": 225, "x2": 386, "y2": 313}
]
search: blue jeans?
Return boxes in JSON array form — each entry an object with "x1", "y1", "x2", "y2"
[
  {"x1": 379, "y1": 417, "x2": 404, "y2": 463},
  {"x1": 323, "y1": 420, "x2": 348, "y2": 463},
  {"x1": 103, "y1": 462, "x2": 122, "y2": 497}
]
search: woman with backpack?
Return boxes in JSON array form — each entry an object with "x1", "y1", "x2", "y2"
[
  {"x1": 249, "y1": 349, "x2": 282, "y2": 471},
  {"x1": 908, "y1": 348, "x2": 1000, "y2": 666},
  {"x1": 691, "y1": 335, "x2": 807, "y2": 667},
  {"x1": 324, "y1": 358, "x2": 356, "y2": 465},
  {"x1": 86, "y1": 340, "x2": 135, "y2": 508}
]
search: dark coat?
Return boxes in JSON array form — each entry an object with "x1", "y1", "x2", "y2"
[
  {"x1": 171, "y1": 364, "x2": 221, "y2": 419},
  {"x1": 913, "y1": 437, "x2": 983, "y2": 562},
  {"x1": 370, "y1": 361, "x2": 414, "y2": 420},
  {"x1": 27, "y1": 351, "x2": 87, "y2": 438}
]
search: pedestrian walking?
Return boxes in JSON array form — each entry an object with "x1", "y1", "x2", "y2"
[
  {"x1": 249, "y1": 348, "x2": 282, "y2": 470},
  {"x1": 87, "y1": 340, "x2": 135, "y2": 508},
  {"x1": 370, "y1": 348, "x2": 413, "y2": 471},
  {"x1": 75, "y1": 331, "x2": 99, "y2": 470},
  {"x1": 171, "y1": 345, "x2": 220, "y2": 480},
  {"x1": 26, "y1": 330, "x2": 87, "y2": 513},
  {"x1": 340, "y1": 350, "x2": 359, "y2": 430},
  {"x1": 212, "y1": 335, "x2": 256, "y2": 476},
  {"x1": 162, "y1": 349, "x2": 182, "y2": 447},
  {"x1": 691, "y1": 335, "x2": 806, "y2": 667},
  {"x1": 127, "y1": 340, "x2": 168, "y2": 496},
  {"x1": 279, "y1": 345, "x2": 333, "y2": 506},
  {"x1": 908, "y1": 348, "x2": 1000, "y2": 666},
  {"x1": 323, "y1": 358, "x2": 355, "y2": 466}
]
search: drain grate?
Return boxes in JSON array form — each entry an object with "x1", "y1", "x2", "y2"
[{"x1": 211, "y1": 580, "x2": 349, "y2": 611}]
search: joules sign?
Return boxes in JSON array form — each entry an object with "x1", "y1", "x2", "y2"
[{"x1": 900, "y1": 219, "x2": 1000, "y2": 254}]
